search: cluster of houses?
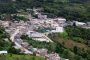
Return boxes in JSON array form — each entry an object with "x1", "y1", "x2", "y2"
[
  {"x1": 29, "y1": 48, "x2": 62, "y2": 60},
  {"x1": 0, "y1": 8, "x2": 70, "y2": 60},
  {"x1": 30, "y1": 17, "x2": 66, "y2": 33},
  {"x1": 28, "y1": 8, "x2": 66, "y2": 33}
]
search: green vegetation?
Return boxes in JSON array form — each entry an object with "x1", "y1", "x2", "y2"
[
  {"x1": 0, "y1": 27, "x2": 21, "y2": 54},
  {"x1": 0, "y1": 0, "x2": 90, "y2": 22},
  {"x1": 21, "y1": 35, "x2": 56, "y2": 52},
  {"x1": 43, "y1": 0, "x2": 90, "y2": 22},
  {"x1": 48, "y1": 26, "x2": 90, "y2": 60},
  {"x1": 65, "y1": 26, "x2": 90, "y2": 46},
  {"x1": 12, "y1": 15, "x2": 28, "y2": 22},
  {"x1": 0, "y1": 26, "x2": 11, "y2": 50},
  {"x1": 0, "y1": 54, "x2": 45, "y2": 60},
  {"x1": 58, "y1": 32, "x2": 68, "y2": 39},
  {"x1": 0, "y1": 0, "x2": 90, "y2": 60}
]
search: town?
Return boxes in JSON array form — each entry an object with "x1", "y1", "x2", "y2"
[
  {"x1": 0, "y1": 8, "x2": 90, "y2": 60},
  {"x1": 0, "y1": 8, "x2": 68, "y2": 60}
]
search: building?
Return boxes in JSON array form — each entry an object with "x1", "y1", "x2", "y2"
[
  {"x1": 87, "y1": 22, "x2": 90, "y2": 26},
  {"x1": 56, "y1": 18, "x2": 66, "y2": 27},
  {"x1": 26, "y1": 31, "x2": 51, "y2": 42},
  {"x1": 56, "y1": 27, "x2": 64, "y2": 32},
  {"x1": 38, "y1": 13, "x2": 47, "y2": 19},
  {"x1": 0, "y1": 21, "x2": 10, "y2": 28},
  {"x1": 74, "y1": 21, "x2": 86, "y2": 26},
  {"x1": 36, "y1": 49, "x2": 48, "y2": 57},
  {"x1": 45, "y1": 53, "x2": 61, "y2": 60},
  {"x1": 0, "y1": 51, "x2": 8, "y2": 54}
]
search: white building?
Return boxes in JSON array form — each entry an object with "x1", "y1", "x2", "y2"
[
  {"x1": 51, "y1": 27, "x2": 64, "y2": 33},
  {"x1": 74, "y1": 21, "x2": 86, "y2": 26},
  {"x1": 0, "y1": 51, "x2": 8, "y2": 54},
  {"x1": 56, "y1": 27, "x2": 64, "y2": 32}
]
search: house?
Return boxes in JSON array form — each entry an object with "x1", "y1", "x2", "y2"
[
  {"x1": 45, "y1": 53, "x2": 61, "y2": 60},
  {"x1": 0, "y1": 51, "x2": 8, "y2": 54},
  {"x1": 51, "y1": 27, "x2": 64, "y2": 33},
  {"x1": 36, "y1": 49, "x2": 48, "y2": 57},
  {"x1": 21, "y1": 42, "x2": 29, "y2": 48},
  {"x1": 56, "y1": 18, "x2": 66, "y2": 27},
  {"x1": 56, "y1": 27, "x2": 64, "y2": 32},
  {"x1": 38, "y1": 13, "x2": 47, "y2": 19},
  {"x1": 0, "y1": 21, "x2": 10, "y2": 28},
  {"x1": 74, "y1": 21, "x2": 86, "y2": 26},
  {"x1": 87, "y1": 22, "x2": 90, "y2": 26},
  {"x1": 26, "y1": 31, "x2": 44, "y2": 38}
]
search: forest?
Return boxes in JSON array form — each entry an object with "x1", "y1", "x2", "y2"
[
  {"x1": 48, "y1": 26, "x2": 90, "y2": 60},
  {"x1": 0, "y1": 0, "x2": 90, "y2": 21}
]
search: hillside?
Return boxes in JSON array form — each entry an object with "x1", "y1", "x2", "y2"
[
  {"x1": 0, "y1": 0, "x2": 90, "y2": 60},
  {"x1": 48, "y1": 26, "x2": 90, "y2": 60},
  {"x1": 0, "y1": 0, "x2": 90, "y2": 21}
]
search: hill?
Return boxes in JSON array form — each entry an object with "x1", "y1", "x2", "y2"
[
  {"x1": 0, "y1": 0, "x2": 90, "y2": 21},
  {"x1": 48, "y1": 26, "x2": 90, "y2": 60}
]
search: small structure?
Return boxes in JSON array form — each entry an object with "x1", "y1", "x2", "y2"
[
  {"x1": 26, "y1": 31, "x2": 52, "y2": 42},
  {"x1": 36, "y1": 49, "x2": 48, "y2": 57},
  {"x1": 56, "y1": 18, "x2": 66, "y2": 27},
  {"x1": 87, "y1": 22, "x2": 90, "y2": 26},
  {"x1": 0, "y1": 51, "x2": 8, "y2": 54},
  {"x1": 0, "y1": 21, "x2": 10, "y2": 28},
  {"x1": 56, "y1": 27, "x2": 64, "y2": 32},
  {"x1": 38, "y1": 13, "x2": 47, "y2": 19},
  {"x1": 74, "y1": 21, "x2": 86, "y2": 26},
  {"x1": 45, "y1": 53, "x2": 61, "y2": 60},
  {"x1": 65, "y1": 59, "x2": 69, "y2": 60}
]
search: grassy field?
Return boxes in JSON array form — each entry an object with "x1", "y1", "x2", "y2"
[{"x1": 0, "y1": 54, "x2": 45, "y2": 60}]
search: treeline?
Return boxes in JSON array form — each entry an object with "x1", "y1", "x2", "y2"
[
  {"x1": 0, "y1": 0, "x2": 90, "y2": 22},
  {"x1": 65, "y1": 26, "x2": 90, "y2": 40},
  {"x1": 65, "y1": 26, "x2": 90, "y2": 46},
  {"x1": 43, "y1": 0, "x2": 90, "y2": 22},
  {"x1": 64, "y1": 26, "x2": 90, "y2": 60}
]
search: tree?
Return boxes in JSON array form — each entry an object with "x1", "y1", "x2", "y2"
[
  {"x1": 73, "y1": 46, "x2": 78, "y2": 54},
  {"x1": 8, "y1": 46, "x2": 20, "y2": 54}
]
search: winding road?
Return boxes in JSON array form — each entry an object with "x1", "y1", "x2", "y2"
[{"x1": 10, "y1": 28, "x2": 33, "y2": 54}]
